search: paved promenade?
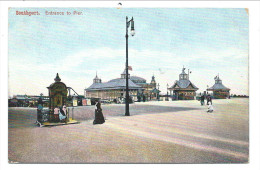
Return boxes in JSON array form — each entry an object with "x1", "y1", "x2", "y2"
[{"x1": 8, "y1": 98, "x2": 249, "y2": 163}]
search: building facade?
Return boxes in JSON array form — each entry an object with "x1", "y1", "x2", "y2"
[
  {"x1": 85, "y1": 71, "x2": 142, "y2": 102},
  {"x1": 168, "y1": 67, "x2": 198, "y2": 100},
  {"x1": 131, "y1": 75, "x2": 160, "y2": 101},
  {"x1": 85, "y1": 70, "x2": 160, "y2": 102},
  {"x1": 8, "y1": 94, "x2": 49, "y2": 107},
  {"x1": 207, "y1": 75, "x2": 230, "y2": 99}
]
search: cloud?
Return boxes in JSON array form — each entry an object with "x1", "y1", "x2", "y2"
[{"x1": 8, "y1": 46, "x2": 248, "y2": 96}]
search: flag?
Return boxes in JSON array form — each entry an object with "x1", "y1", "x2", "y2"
[
  {"x1": 128, "y1": 66, "x2": 132, "y2": 71},
  {"x1": 245, "y1": 8, "x2": 249, "y2": 15}
]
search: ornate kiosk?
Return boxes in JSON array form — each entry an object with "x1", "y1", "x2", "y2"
[
  {"x1": 36, "y1": 73, "x2": 78, "y2": 127},
  {"x1": 47, "y1": 73, "x2": 68, "y2": 121}
]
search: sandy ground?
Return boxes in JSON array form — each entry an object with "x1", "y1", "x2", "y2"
[{"x1": 8, "y1": 98, "x2": 249, "y2": 163}]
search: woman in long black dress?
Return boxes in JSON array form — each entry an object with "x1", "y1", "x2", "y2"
[{"x1": 93, "y1": 101, "x2": 105, "y2": 125}]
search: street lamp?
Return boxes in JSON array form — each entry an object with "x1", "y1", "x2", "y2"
[{"x1": 125, "y1": 16, "x2": 135, "y2": 116}]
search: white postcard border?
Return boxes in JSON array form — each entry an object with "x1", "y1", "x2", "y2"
[{"x1": 1, "y1": 1, "x2": 259, "y2": 170}]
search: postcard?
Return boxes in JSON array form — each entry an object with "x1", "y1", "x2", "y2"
[{"x1": 1, "y1": 1, "x2": 258, "y2": 168}]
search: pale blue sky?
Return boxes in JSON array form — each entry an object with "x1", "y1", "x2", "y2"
[{"x1": 8, "y1": 8, "x2": 248, "y2": 96}]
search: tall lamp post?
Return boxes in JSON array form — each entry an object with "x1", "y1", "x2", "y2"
[{"x1": 125, "y1": 16, "x2": 135, "y2": 116}]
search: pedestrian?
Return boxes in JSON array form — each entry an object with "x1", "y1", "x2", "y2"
[
  {"x1": 143, "y1": 95, "x2": 146, "y2": 102},
  {"x1": 207, "y1": 104, "x2": 214, "y2": 113},
  {"x1": 35, "y1": 97, "x2": 43, "y2": 124},
  {"x1": 200, "y1": 95, "x2": 205, "y2": 106},
  {"x1": 209, "y1": 95, "x2": 212, "y2": 105},
  {"x1": 207, "y1": 95, "x2": 212, "y2": 105},
  {"x1": 137, "y1": 95, "x2": 141, "y2": 102},
  {"x1": 93, "y1": 100, "x2": 105, "y2": 125}
]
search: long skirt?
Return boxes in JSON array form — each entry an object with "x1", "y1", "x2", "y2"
[{"x1": 93, "y1": 109, "x2": 105, "y2": 125}]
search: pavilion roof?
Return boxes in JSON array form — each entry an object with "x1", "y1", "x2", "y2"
[
  {"x1": 86, "y1": 78, "x2": 142, "y2": 91},
  {"x1": 208, "y1": 83, "x2": 230, "y2": 90},
  {"x1": 130, "y1": 76, "x2": 146, "y2": 82},
  {"x1": 169, "y1": 79, "x2": 198, "y2": 90}
]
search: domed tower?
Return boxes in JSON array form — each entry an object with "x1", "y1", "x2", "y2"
[
  {"x1": 121, "y1": 69, "x2": 130, "y2": 79},
  {"x1": 93, "y1": 72, "x2": 102, "y2": 83},
  {"x1": 215, "y1": 75, "x2": 222, "y2": 84},
  {"x1": 150, "y1": 75, "x2": 157, "y2": 88},
  {"x1": 54, "y1": 73, "x2": 61, "y2": 82},
  {"x1": 179, "y1": 67, "x2": 189, "y2": 80}
]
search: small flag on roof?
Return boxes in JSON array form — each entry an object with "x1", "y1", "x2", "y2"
[{"x1": 128, "y1": 66, "x2": 132, "y2": 71}]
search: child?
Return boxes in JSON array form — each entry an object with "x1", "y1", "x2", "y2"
[{"x1": 207, "y1": 104, "x2": 214, "y2": 113}]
